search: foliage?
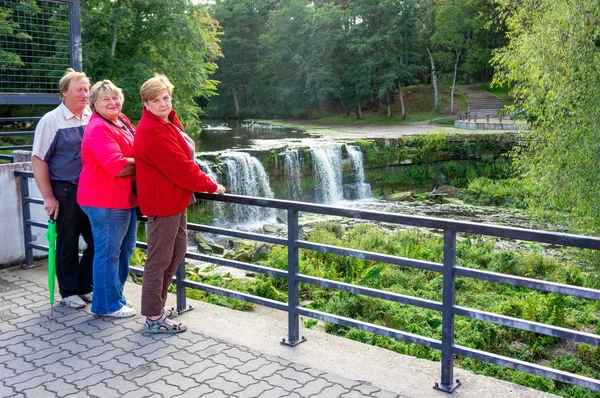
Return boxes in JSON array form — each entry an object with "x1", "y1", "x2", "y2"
[
  {"x1": 460, "y1": 177, "x2": 529, "y2": 208},
  {"x1": 81, "y1": 0, "x2": 220, "y2": 131},
  {"x1": 492, "y1": 0, "x2": 600, "y2": 233}
]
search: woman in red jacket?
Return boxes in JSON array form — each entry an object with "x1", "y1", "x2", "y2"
[
  {"x1": 78, "y1": 80, "x2": 137, "y2": 318},
  {"x1": 134, "y1": 74, "x2": 225, "y2": 334}
]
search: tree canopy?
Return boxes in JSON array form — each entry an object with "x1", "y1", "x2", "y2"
[
  {"x1": 493, "y1": 0, "x2": 600, "y2": 231},
  {"x1": 82, "y1": 0, "x2": 221, "y2": 130}
]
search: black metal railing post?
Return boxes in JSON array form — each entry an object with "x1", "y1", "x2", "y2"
[
  {"x1": 282, "y1": 208, "x2": 305, "y2": 346},
  {"x1": 19, "y1": 174, "x2": 34, "y2": 267},
  {"x1": 175, "y1": 259, "x2": 192, "y2": 314},
  {"x1": 435, "y1": 229, "x2": 461, "y2": 392}
]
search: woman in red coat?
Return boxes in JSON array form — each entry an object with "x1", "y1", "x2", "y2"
[{"x1": 134, "y1": 74, "x2": 225, "y2": 333}]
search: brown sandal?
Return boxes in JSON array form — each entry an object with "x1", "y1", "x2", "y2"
[{"x1": 145, "y1": 312, "x2": 187, "y2": 334}]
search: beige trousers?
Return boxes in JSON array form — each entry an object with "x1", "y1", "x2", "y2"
[{"x1": 141, "y1": 212, "x2": 187, "y2": 317}]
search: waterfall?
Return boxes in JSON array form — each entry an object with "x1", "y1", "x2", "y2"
[
  {"x1": 311, "y1": 145, "x2": 343, "y2": 204},
  {"x1": 346, "y1": 146, "x2": 372, "y2": 199},
  {"x1": 197, "y1": 159, "x2": 219, "y2": 182},
  {"x1": 284, "y1": 148, "x2": 303, "y2": 201},
  {"x1": 220, "y1": 152, "x2": 276, "y2": 225}
]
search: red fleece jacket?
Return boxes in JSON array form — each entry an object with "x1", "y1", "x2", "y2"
[{"x1": 134, "y1": 107, "x2": 217, "y2": 217}]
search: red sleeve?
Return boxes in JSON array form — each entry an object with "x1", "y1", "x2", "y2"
[
  {"x1": 85, "y1": 120, "x2": 128, "y2": 178},
  {"x1": 144, "y1": 126, "x2": 218, "y2": 193}
]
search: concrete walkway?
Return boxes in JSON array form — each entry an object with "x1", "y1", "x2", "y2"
[{"x1": 0, "y1": 265, "x2": 557, "y2": 398}]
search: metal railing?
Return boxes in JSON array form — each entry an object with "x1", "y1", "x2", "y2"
[
  {"x1": 0, "y1": 117, "x2": 39, "y2": 162},
  {"x1": 13, "y1": 169, "x2": 600, "y2": 393}
]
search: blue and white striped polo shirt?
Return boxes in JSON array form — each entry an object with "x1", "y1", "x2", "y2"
[{"x1": 32, "y1": 103, "x2": 92, "y2": 185}]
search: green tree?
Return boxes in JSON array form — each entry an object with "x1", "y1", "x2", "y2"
[
  {"x1": 209, "y1": 0, "x2": 273, "y2": 118},
  {"x1": 493, "y1": 0, "x2": 600, "y2": 231},
  {"x1": 82, "y1": 0, "x2": 220, "y2": 130}
]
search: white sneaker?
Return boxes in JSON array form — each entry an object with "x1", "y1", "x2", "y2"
[
  {"x1": 125, "y1": 300, "x2": 133, "y2": 308},
  {"x1": 80, "y1": 292, "x2": 93, "y2": 303},
  {"x1": 101, "y1": 305, "x2": 136, "y2": 318},
  {"x1": 61, "y1": 295, "x2": 87, "y2": 309}
]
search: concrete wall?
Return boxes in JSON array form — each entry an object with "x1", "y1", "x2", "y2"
[
  {"x1": 455, "y1": 121, "x2": 527, "y2": 131},
  {"x1": 0, "y1": 162, "x2": 47, "y2": 266}
]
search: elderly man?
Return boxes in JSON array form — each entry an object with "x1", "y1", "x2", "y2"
[{"x1": 31, "y1": 68, "x2": 94, "y2": 309}]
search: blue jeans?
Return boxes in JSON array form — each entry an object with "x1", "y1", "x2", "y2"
[{"x1": 81, "y1": 206, "x2": 137, "y2": 314}]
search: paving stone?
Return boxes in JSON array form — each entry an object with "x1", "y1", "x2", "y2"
[
  {"x1": 236, "y1": 357, "x2": 271, "y2": 374},
  {"x1": 3, "y1": 368, "x2": 45, "y2": 387},
  {"x1": 340, "y1": 390, "x2": 376, "y2": 398},
  {"x1": 60, "y1": 356, "x2": 94, "y2": 371},
  {"x1": 221, "y1": 369, "x2": 259, "y2": 388},
  {"x1": 98, "y1": 328, "x2": 132, "y2": 343},
  {"x1": 0, "y1": 329, "x2": 29, "y2": 343},
  {"x1": 222, "y1": 346, "x2": 257, "y2": 363},
  {"x1": 370, "y1": 391, "x2": 400, "y2": 398},
  {"x1": 183, "y1": 338, "x2": 220, "y2": 354},
  {"x1": 87, "y1": 347, "x2": 127, "y2": 365},
  {"x1": 46, "y1": 331, "x2": 85, "y2": 346},
  {"x1": 210, "y1": 351, "x2": 245, "y2": 368},
  {"x1": 179, "y1": 358, "x2": 219, "y2": 377},
  {"x1": 0, "y1": 363, "x2": 17, "y2": 378},
  {"x1": 124, "y1": 332, "x2": 157, "y2": 346},
  {"x1": 276, "y1": 367, "x2": 316, "y2": 385},
  {"x1": 293, "y1": 378, "x2": 333, "y2": 397},
  {"x1": 11, "y1": 372, "x2": 55, "y2": 392},
  {"x1": 172, "y1": 384, "x2": 212, "y2": 398},
  {"x1": 257, "y1": 386, "x2": 289, "y2": 398},
  {"x1": 199, "y1": 390, "x2": 230, "y2": 398},
  {"x1": 317, "y1": 384, "x2": 352, "y2": 397},
  {"x1": 146, "y1": 379, "x2": 184, "y2": 396},
  {"x1": 86, "y1": 382, "x2": 122, "y2": 398},
  {"x1": 130, "y1": 340, "x2": 169, "y2": 358},
  {"x1": 247, "y1": 362, "x2": 287, "y2": 379},
  {"x1": 128, "y1": 366, "x2": 172, "y2": 385},
  {"x1": 353, "y1": 383, "x2": 381, "y2": 395},
  {"x1": 110, "y1": 336, "x2": 141, "y2": 351},
  {"x1": 237, "y1": 382, "x2": 277, "y2": 398},
  {"x1": 98, "y1": 358, "x2": 133, "y2": 374},
  {"x1": 72, "y1": 370, "x2": 115, "y2": 389},
  {"x1": 78, "y1": 344, "x2": 116, "y2": 360},
  {"x1": 265, "y1": 372, "x2": 305, "y2": 391},
  {"x1": 114, "y1": 353, "x2": 147, "y2": 369},
  {"x1": 22, "y1": 337, "x2": 54, "y2": 352},
  {"x1": 32, "y1": 349, "x2": 72, "y2": 367},
  {"x1": 162, "y1": 371, "x2": 199, "y2": 391},
  {"x1": 19, "y1": 384, "x2": 52, "y2": 398},
  {"x1": 22, "y1": 324, "x2": 51, "y2": 337},
  {"x1": 154, "y1": 354, "x2": 188, "y2": 371},
  {"x1": 138, "y1": 345, "x2": 176, "y2": 362},
  {"x1": 64, "y1": 366, "x2": 106, "y2": 383},
  {"x1": 207, "y1": 375, "x2": 246, "y2": 396},
  {"x1": 321, "y1": 372, "x2": 361, "y2": 389},
  {"x1": 7, "y1": 342, "x2": 35, "y2": 357},
  {"x1": 39, "y1": 327, "x2": 78, "y2": 342},
  {"x1": 70, "y1": 322, "x2": 101, "y2": 335},
  {"x1": 101, "y1": 375, "x2": 139, "y2": 394},
  {"x1": 119, "y1": 387, "x2": 154, "y2": 398},
  {"x1": 162, "y1": 335, "x2": 194, "y2": 350},
  {"x1": 0, "y1": 383, "x2": 16, "y2": 397},
  {"x1": 57, "y1": 340, "x2": 90, "y2": 355},
  {"x1": 10, "y1": 313, "x2": 43, "y2": 327},
  {"x1": 42, "y1": 362, "x2": 78, "y2": 378},
  {"x1": 189, "y1": 363, "x2": 229, "y2": 383},
  {"x1": 260, "y1": 353, "x2": 292, "y2": 368}
]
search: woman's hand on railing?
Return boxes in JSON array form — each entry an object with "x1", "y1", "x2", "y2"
[{"x1": 215, "y1": 184, "x2": 226, "y2": 195}]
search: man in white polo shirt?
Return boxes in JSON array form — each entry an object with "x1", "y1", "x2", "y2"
[{"x1": 32, "y1": 68, "x2": 94, "y2": 309}]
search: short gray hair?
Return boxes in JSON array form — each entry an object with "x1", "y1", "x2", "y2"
[{"x1": 89, "y1": 80, "x2": 125, "y2": 112}]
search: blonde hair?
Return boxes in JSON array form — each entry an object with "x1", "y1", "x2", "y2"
[
  {"x1": 59, "y1": 68, "x2": 89, "y2": 99},
  {"x1": 140, "y1": 74, "x2": 174, "y2": 103},
  {"x1": 88, "y1": 80, "x2": 124, "y2": 112}
]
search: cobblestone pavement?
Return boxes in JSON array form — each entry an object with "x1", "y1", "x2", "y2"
[{"x1": 0, "y1": 271, "x2": 403, "y2": 398}]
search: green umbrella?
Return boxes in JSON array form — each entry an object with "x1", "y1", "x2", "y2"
[{"x1": 45, "y1": 217, "x2": 57, "y2": 316}]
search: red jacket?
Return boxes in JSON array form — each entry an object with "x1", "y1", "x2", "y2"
[
  {"x1": 134, "y1": 107, "x2": 217, "y2": 217},
  {"x1": 78, "y1": 112, "x2": 138, "y2": 209}
]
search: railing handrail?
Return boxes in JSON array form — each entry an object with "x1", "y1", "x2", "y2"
[{"x1": 13, "y1": 168, "x2": 600, "y2": 393}]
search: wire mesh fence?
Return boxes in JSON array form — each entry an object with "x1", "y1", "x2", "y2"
[{"x1": 1, "y1": 0, "x2": 73, "y2": 95}]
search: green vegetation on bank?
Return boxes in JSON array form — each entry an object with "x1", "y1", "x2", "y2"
[{"x1": 180, "y1": 222, "x2": 600, "y2": 397}]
